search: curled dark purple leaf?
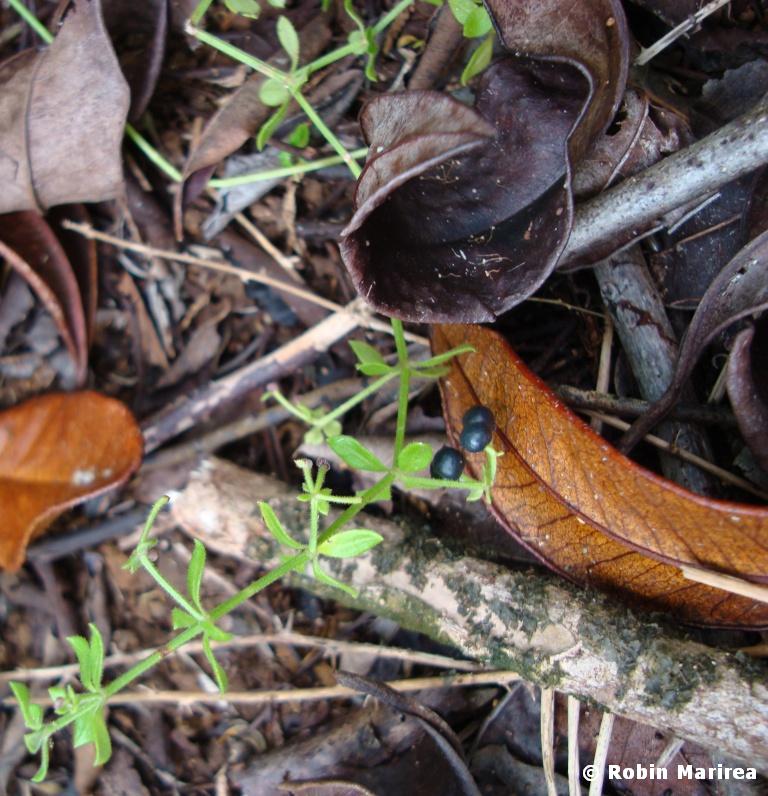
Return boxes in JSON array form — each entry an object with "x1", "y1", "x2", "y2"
[
  {"x1": 727, "y1": 318, "x2": 768, "y2": 474},
  {"x1": 621, "y1": 229, "x2": 768, "y2": 451},
  {"x1": 340, "y1": 0, "x2": 629, "y2": 322}
]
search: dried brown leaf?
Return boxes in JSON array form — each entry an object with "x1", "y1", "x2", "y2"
[
  {"x1": 622, "y1": 230, "x2": 768, "y2": 450},
  {"x1": 340, "y1": 0, "x2": 629, "y2": 322},
  {"x1": 0, "y1": 391, "x2": 142, "y2": 571},
  {"x1": 102, "y1": 0, "x2": 167, "y2": 120},
  {"x1": 0, "y1": 212, "x2": 87, "y2": 383},
  {"x1": 433, "y1": 324, "x2": 768, "y2": 627},
  {"x1": 727, "y1": 319, "x2": 768, "y2": 473},
  {"x1": 0, "y1": 0, "x2": 129, "y2": 214}
]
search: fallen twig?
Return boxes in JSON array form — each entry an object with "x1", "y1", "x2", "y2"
[
  {"x1": 171, "y1": 458, "x2": 768, "y2": 768},
  {"x1": 563, "y1": 97, "x2": 768, "y2": 266},
  {"x1": 635, "y1": 0, "x2": 732, "y2": 66}
]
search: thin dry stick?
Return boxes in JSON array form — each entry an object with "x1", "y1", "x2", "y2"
[
  {"x1": 681, "y1": 566, "x2": 768, "y2": 604},
  {"x1": 141, "y1": 306, "x2": 363, "y2": 451},
  {"x1": 64, "y1": 220, "x2": 340, "y2": 310},
  {"x1": 555, "y1": 385, "x2": 736, "y2": 428},
  {"x1": 655, "y1": 736, "x2": 685, "y2": 768},
  {"x1": 567, "y1": 696, "x2": 581, "y2": 796},
  {"x1": 232, "y1": 209, "x2": 302, "y2": 279},
  {"x1": 8, "y1": 671, "x2": 519, "y2": 708},
  {"x1": 540, "y1": 687, "x2": 558, "y2": 796},
  {"x1": 590, "y1": 314, "x2": 613, "y2": 433},
  {"x1": 61, "y1": 220, "x2": 428, "y2": 345},
  {"x1": 563, "y1": 98, "x2": 768, "y2": 265},
  {"x1": 0, "y1": 632, "x2": 482, "y2": 683},
  {"x1": 584, "y1": 411, "x2": 768, "y2": 500},
  {"x1": 635, "y1": 0, "x2": 732, "y2": 65},
  {"x1": 588, "y1": 711, "x2": 615, "y2": 796}
]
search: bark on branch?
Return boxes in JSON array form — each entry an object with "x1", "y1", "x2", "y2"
[
  {"x1": 563, "y1": 96, "x2": 768, "y2": 267},
  {"x1": 170, "y1": 457, "x2": 768, "y2": 770}
]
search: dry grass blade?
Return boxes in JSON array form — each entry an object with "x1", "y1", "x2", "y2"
[{"x1": 588, "y1": 711, "x2": 615, "y2": 796}]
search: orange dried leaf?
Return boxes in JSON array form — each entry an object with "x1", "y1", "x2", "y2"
[
  {"x1": 433, "y1": 324, "x2": 768, "y2": 628},
  {"x1": 0, "y1": 392, "x2": 142, "y2": 571}
]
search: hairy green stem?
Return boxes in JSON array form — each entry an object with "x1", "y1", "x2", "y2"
[
  {"x1": 125, "y1": 124, "x2": 183, "y2": 182},
  {"x1": 186, "y1": 25, "x2": 290, "y2": 83},
  {"x1": 318, "y1": 474, "x2": 396, "y2": 544},
  {"x1": 137, "y1": 557, "x2": 199, "y2": 617},
  {"x1": 320, "y1": 371, "x2": 398, "y2": 425},
  {"x1": 8, "y1": 0, "x2": 52, "y2": 43},
  {"x1": 372, "y1": 0, "x2": 415, "y2": 34},
  {"x1": 291, "y1": 91, "x2": 361, "y2": 178},
  {"x1": 189, "y1": 0, "x2": 215, "y2": 25},
  {"x1": 211, "y1": 552, "x2": 308, "y2": 619},
  {"x1": 391, "y1": 319, "x2": 410, "y2": 460},
  {"x1": 209, "y1": 147, "x2": 369, "y2": 187}
]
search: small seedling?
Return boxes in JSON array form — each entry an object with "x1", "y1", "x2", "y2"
[{"x1": 10, "y1": 319, "x2": 499, "y2": 781}]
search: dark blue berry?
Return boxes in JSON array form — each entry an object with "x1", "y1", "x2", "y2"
[
  {"x1": 460, "y1": 423, "x2": 492, "y2": 452},
  {"x1": 430, "y1": 446, "x2": 465, "y2": 480},
  {"x1": 462, "y1": 405, "x2": 494, "y2": 432}
]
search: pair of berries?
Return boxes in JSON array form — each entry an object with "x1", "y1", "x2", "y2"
[{"x1": 430, "y1": 405, "x2": 495, "y2": 480}]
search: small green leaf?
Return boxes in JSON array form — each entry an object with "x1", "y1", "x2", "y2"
[
  {"x1": 10, "y1": 682, "x2": 42, "y2": 730},
  {"x1": 304, "y1": 426, "x2": 324, "y2": 445},
  {"x1": 318, "y1": 529, "x2": 383, "y2": 558},
  {"x1": 277, "y1": 16, "x2": 300, "y2": 71},
  {"x1": 268, "y1": 0, "x2": 286, "y2": 7},
  {"x1": 225, "y1": 0, "x2": 261, "y2": 18},
  {"x1": 447, "y1": 0, "x2": 475, "y2": 25},
  {"x1": 87, "y1": 624, "x2": 105, "y2": 690},
  {"x1": 187, "y1": 540, "x2": 207, "y2": 612},
  {"x1": 348, "y1": 340, "x2": 385, "y2": 367},
  {"x1": 204, "y1": 622, "x2": 233, "y2": 643},
  {"x1": 397, "y1": 442, "x2": 433, "y2": 473},
  {"x1": 256, "y1": 101, "x2": 290, "y2": 149},
  {"x1": 288, "y1": 121, "x2": 310, "y2": 148},
  {"x1": 414, "y1": 344, "x2": 475, "y2": 369},
  {"x1": 24, "y1": 729, "x2": 44, "y2": 754},
  {"x1": 342, "y1": 0, "x2": 366, "y2": 32},
  {"x1": 461, "y1": 32, "x2": 494, "y2": 84},
  {"x1": 259, "y1": 78, "x2": 291, "y2": 107},
  {"x1": 466, "y1": 484, "x2": 485, "y2": 502},
  {"x1": 91, "y1": 712, "x2": 112, "y2": 766},
  {"x1": 323, "y1": 419, "x2": 343, "y2": 438},
  {"x1": 259, "y1": 501, "x2": 304, "y2": 549},
  {"x1": 172, "y1": 607, "x2": 197, "y2": 629},
  {"x1": 48, "y1": 684, "x2": 67, "y2": 707},
  {"x1": 30, "y1": 735, "x2": 51, "y2": 783},
  {"x1": 462, "y1": 4, "x2": 492, "y2": 37},
  {"x1": 359, "y1": 362, "x2": 393, "y2": 376},
  {"x1": 203, "y1": 635, "x2": 229, "y2": 692},
  {"x1": 312, "y1": 561, "x2": 358, "y2": 596},
  {"x1": 328, "y1": 436, "x2": 388, "y2": 471},
  {"x1": 278, "y1": 151, "x2": 294, "y2": 168},
  {"x1": 67, "y1": 634, "x2": 94, "y2": 692},
  {"x1": 73, "y1": 712, "x2": 94, "y2": 748},
  {"x1": 413, "y1": 365, "x2": 449, "y2": 379}
]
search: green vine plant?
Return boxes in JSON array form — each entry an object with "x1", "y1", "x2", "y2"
[
  {"x1": 10, "y1": 320, "x2": 499, "y2": 782},
  {"x1": 8, "y1": 0, "x2": 494, "y2": 192}
]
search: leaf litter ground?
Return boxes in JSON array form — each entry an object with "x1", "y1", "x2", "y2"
[{"x1": 0, "y1": 0, "x2": 767, "y2": 791}]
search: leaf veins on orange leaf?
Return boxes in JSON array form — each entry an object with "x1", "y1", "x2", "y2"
[
  {"x1": 433, "y1": 324, "x2": 768, "y2": 628},
  {"x1": 0, "y1": 392, "x2": 142, "y2": 571}
]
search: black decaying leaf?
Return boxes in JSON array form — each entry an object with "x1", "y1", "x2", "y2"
[
  {"x1": 621, "y1": 230, "x2": 768, "y2": 451},
  {"x1": 340, "y1": 0, "x2": 628, "y2": 322},
  {"x1": 727, "y1": 318, "x2": 768, "y2": 473}
]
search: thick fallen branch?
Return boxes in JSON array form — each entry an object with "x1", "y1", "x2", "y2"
[
  {"x1": 563, "y1": 96, "x2": 768, "y2": 266},
  {"x1": 170, "y1": 457, "x2": 768, "y2": 770}
]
